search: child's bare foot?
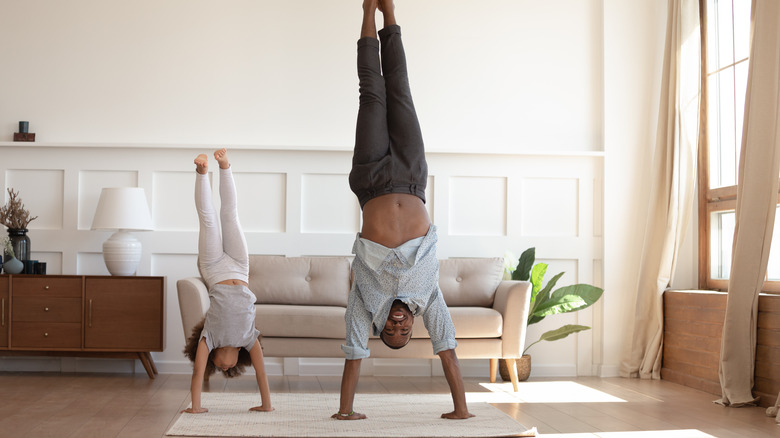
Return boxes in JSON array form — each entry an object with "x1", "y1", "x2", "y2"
[
  {"x1": 194, "y1": 154, "x2": 208, "y2": 175},
  {"x1": 214, "y1": 148, "x2": 230, "y2": 169}
]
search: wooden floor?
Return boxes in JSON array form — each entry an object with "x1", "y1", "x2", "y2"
[{"x1": 0, "y1": 372, "x2": 776, "y2": 437}]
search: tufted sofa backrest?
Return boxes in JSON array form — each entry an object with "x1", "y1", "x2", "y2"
[
  {"x1": 437, "y1": 257, "x2": 503, "y2": 307},
  {"x1": 246, "y1": 255, "x2": 503, "y2": 309},
  {"x1": 248, "y1": 255, "x2": 352, "y2": 307}
]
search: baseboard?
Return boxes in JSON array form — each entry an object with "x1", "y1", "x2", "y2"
[
  {"x1": 0, "y1": 356, "x2": 138, "y2": 374},
  {"x1": 598, "y1": 363, "x2": 621, "y2": 377},
  {"x1": 296, "y1": 358, "x2": 345, "y2": 376},
  {"x1": 0, "y1": 356, "x2": 597, "y2": 380}
]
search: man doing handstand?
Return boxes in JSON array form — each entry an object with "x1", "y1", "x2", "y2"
[{"x1": 333, "y1": 0, "x2": 474, "y2": 421}]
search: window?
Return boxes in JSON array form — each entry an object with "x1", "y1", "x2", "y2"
[{"x1": 699, "y1": 0, "x2": 780, "y2": 293}]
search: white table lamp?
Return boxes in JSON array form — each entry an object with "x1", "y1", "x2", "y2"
[{"x1": 91, "y1": 187, "x2": 154, "y2": 276}]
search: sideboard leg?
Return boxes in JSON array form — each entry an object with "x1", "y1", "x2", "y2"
[
  {"x1": 138, "y1": 352, "x2": 156, "y2": 379},
  {"x1": 144, "y1": 352, "x2": 159, "y2": 375}
]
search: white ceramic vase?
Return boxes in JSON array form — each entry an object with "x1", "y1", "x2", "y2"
[{"x1": 3, "y1": 256, "x2": 24, "y2": 274}]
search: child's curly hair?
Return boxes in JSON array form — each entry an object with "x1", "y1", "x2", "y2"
[{"x1": 183, "y1": 318, "x2": 261, "y2": 378}]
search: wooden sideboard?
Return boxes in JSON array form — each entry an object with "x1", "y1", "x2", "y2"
[{"x1": 0, "y1": 274, "x2": 165, "y2": 378}]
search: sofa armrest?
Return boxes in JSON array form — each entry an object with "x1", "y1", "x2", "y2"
[
  {"x1": 177, "y1": 277, "x2": 210, "y2": 342},
  {"x1": 492, "y1": 280, "x2": 532, "y2": 358}
]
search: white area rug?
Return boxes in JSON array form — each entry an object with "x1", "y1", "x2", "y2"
[{"x1": 167, "y1": 392, "x2": 536, "y2": 437}]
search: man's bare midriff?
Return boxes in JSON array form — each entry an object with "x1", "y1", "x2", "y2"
[{"x1": 361, "y1": 193, "x2": 431, "y2": 248}]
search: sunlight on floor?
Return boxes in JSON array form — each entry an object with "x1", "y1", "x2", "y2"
[
  {"x1": 472, "y1": 381, "x2": 626, "y2": 403},
  {"x1": 539, "y1": 430, "x2": 716, "y2": 438}
]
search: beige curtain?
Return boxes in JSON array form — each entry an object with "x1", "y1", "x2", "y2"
[
  {"x1": 717, "y1": 0, "x2": 780, "y2": 409},
  {"x1": 620, "y1": 0, "x2": 701, "y2": 380}
]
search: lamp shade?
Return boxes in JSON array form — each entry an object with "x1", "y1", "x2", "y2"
[{"x1": 91, "y1": 187, "x2": 153, "y2": 231}]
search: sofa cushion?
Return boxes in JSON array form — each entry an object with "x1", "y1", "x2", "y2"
[
  {"x1": 412, "y1": 307, "x2": 503, "y2": 339},
  {"x1": 438, "y1": 257, "x2": 503, "y2": 307},
  {"x1": 255, "y1": 304, "x2": 346, "y2": 338},
  {"x1": 248, "y1": 256, "x2": 351, "y2": 307},
  {"x1": 255, "y1": 305, "x2": 502, "y2": 340}
]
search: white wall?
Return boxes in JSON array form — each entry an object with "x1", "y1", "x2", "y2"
[
  {"x1": 0, "y1": 0, "x2": 683, "y2": 378},
  {"x1": 1, "y1": 0, "x2": 603, "y2": 154}
]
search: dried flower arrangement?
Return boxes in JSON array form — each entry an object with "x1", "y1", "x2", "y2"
[
  {"x1": 0, "y1": 188, "x2": 38, "y2": 230},
  {"x1": 1, "y1": 236, "x2": 14, "y2": 258}
]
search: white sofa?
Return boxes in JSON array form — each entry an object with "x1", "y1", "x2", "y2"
[{"x1": 177, "y1": 255, "x2": 532, "y2": 389}]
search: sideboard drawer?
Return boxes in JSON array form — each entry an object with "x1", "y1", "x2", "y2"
[
  {"x1": 12, "y1": 277, "x2": 82, "y2": 298},
  {"x1": 11, "y1": 322, "x2": 81, "y2": 349},
  {"x1": 13, "y1": 297, "x2": 82, "y2": 323}
]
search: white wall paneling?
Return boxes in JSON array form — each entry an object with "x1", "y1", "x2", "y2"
[
  {"x1": 78, "y1": 170, "x2": 139, "y2": 230},
  {"x1": 0, "y1": 144, "x2": 602, "y2": 377},
  {"x1": 521, "y1": 177, "x2": 579, "y2": 237},
  {"x1": 6, "y1": 169, "x2": 64, "y2": 229},
  {"x1": 152, "y1": 171, "x2": 196, "y2": 232},
  {"x1": 238, "y1": 172, "x2": 287, "y2": 233},
  {"x1": 301, "y1": 173, "x2": 359, "y2": 234},
  {"x1": 449, "y1": 176, "x2": 507, "y2": 237}
]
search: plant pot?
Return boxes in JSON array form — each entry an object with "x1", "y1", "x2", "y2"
[
  {"x1": 3, "y1": 256, "x2": 24, "y2": 274},
  {"x1": 498, "y1": 354, "x2": 532, "y2": 382}
]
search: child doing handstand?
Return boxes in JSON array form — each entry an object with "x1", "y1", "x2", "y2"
[{"x1": 181, "y1": 148, "x2": 273, "y2": 414}]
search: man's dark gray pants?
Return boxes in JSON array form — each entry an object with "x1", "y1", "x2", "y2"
[{"x1": 349, "y1": 24, "x2": 428, "y2": 209}]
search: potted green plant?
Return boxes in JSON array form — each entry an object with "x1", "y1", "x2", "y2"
[{"x1": 500, "y1": 247, "x2": 604, "y2": 381}]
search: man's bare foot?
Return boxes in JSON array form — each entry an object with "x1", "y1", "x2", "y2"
[
  {"x1": 362, "y1": 0, "x2": 378, "y2": 38},
  {"x1": 363, "y1": 0, "x2": 378, "y2": 13},
  {"x1": 379, "y1": 0, "x2": 395, "y2": 25},
  {"x1": 441, "y1": 410, "x2": 475, "y2": 420},
  {"x1": 331, "y1": 411, "x2": 367, "y2": 420},
  {"x1": 378, "y1": 0, "x2": 393, "y2": 13},
  {"x1": 214, "y1": 148, "x2": 230, "y2": 169},
  {"x1": 194, "y1": 154, "x2": 208, "y2": 175}
]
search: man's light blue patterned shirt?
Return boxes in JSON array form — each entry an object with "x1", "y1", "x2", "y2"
[{"x1": 341, "y1": 224, "x2": 457, "y2": 360}]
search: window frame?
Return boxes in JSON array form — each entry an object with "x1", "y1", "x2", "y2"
[{"x1": 697, "y1": 0, "x2": 780, "y2": 294}]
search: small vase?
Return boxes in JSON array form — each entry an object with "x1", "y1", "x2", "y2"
[
  {"x1": 3, "y1": 256, "x2": 24, "y2": 274},
  {"x1": 7, "y1": 228, "x2": 30, "y2": 262}
]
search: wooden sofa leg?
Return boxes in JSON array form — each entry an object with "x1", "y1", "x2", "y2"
[
  {"x1": 505, "y1": 358, "x2": 518, "y2": 392},
  {"x1": 490, "y1": 358, "x2": 498, "y2": 383}
]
